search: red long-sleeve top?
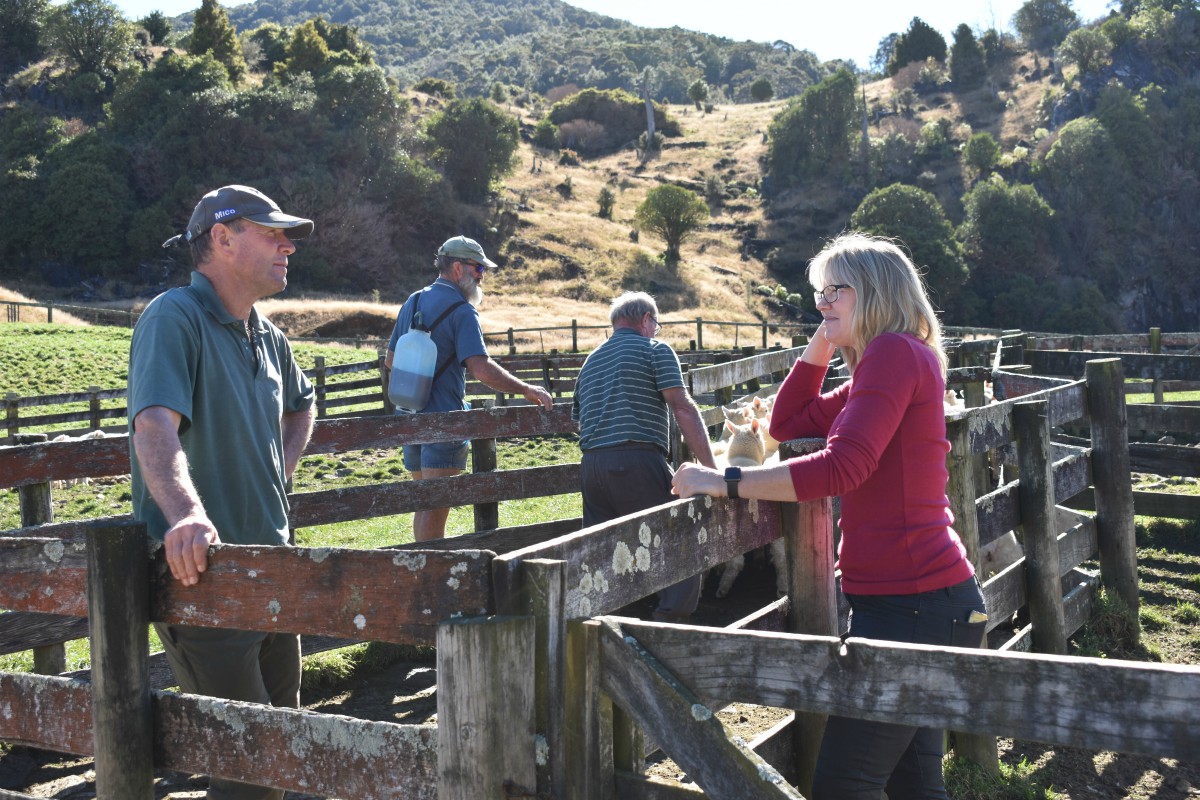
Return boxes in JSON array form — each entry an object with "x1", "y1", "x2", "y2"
[{"x1": 769, "y1": 332, "x2": 974, "y2": 595}]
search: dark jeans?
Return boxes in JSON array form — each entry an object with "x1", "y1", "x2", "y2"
[
  {"x1": 812, "y1": 575, "x2": 986, "y2": 800},
  {"x1": 581, "y1": 445, "x2": 702, "y2": 616}
]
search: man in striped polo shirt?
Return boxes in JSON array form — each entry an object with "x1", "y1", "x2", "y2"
[{"x1": 572, "y1": 291, "x2": 716, "y2": 622}]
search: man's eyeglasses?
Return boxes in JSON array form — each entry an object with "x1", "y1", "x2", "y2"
[
  {"x1": 460, "y1": 260, "x2": 486, "y2": 274},
  {"x1": 814, "y1": 284, "x2": 852, "y2": 305},
  {"x1": 649, "y1": 316, "x2": 662, "y2": 335}
]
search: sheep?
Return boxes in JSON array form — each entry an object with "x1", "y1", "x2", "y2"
[{"x1": 711, "y1": 418, "x2": 788, "y2": 599}]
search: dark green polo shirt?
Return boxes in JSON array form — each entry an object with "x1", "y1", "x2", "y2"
[{"x1": 128, "y1": 272, "x2": 314, "y2": 545}]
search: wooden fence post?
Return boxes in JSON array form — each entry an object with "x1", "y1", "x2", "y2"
[
  {"x1": 47, "y1": 302, "x2": 53, "y2": 324},
  {"x1": 437, "y1": 615, "x2": 537, "y2": 799},
  {"x1": 378, "y1": 353, "x2": 393, "y2": 413},
  {"x1": 6, "y1": 392, "x2": 21, "y2": 438},
  {"x1": 564, "y1": 619, "x2": 614, "y2": 800},
  {"x1": 712, "y1": 353, "x2": 732, "y2": 408},
  {"x1": 1150, "y1": 327, "x2": 1164, "y2": 404},
  {"x1": 944, "y1": 416, "x2": 999, "y2": 773},
  {"x1": 778, "y1": 439, "x2": 837, "y2": 796},
  {"x1": 494, "y1": 559, "x2": 567, "y2": 796},
  {"x1": 695, "y1": 317, "x2": 703, "y2": 351},
  {"x1": 472, "y1": 435, "x2": 499, "y2": 532},
  {"x1": 1014, "y1": 400, "x2": 1068, "y2": 655},
  {"x1": 761, "y1": 321, "x2": 768, "y2": 350},
  {"x1": 508, "y1": 328, "x2": 516, "y2": 356},
  {"x1": 1086, "y1": 358, "x2": 1140, "y2": 617},
  {"x1": 572, "y1": 319, "x2": 579, "y2": 353},
  {"x1": 87, "y1": 385, "x2": 102, "y2": 430},
  {"x1": 741, "y1": 346, "x2": 759, "y2": 393},
  {"x1": 13, "y1": 433, "x2": 66, "y2": 674},
  {"x1": 86, "y1": 521, "x2": 153, "y2": 799},
  {"x1": 314, "y1": 356, "x2": 327, "y2": 419}
]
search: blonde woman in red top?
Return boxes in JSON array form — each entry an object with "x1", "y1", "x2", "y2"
[{"x1": 674, "y1": 232, "x2": 986, "y2": 799}]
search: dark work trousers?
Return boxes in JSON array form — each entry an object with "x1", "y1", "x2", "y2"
[
  {"x1": 811, "y1": 575, "x2": 987, "y2": 800},
  {"x1": 580, "y1": 444, "x2": 702, "y2": 616},
  {"x1": 155, "y1": 623, "x2": 302, "y2": 800}
]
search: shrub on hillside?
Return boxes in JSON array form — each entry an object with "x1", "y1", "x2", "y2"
[
  {"x1": 766, "y1": 68, "x2": 859, "y2": 189},
  {"x1": 533, "y1": 117, "x2": 559, "y2": 150},
  {"x1": 425, "y1": 97, "x2": 519, "y2": 203},
  {"x1": 558, "y1": 119, "x2": 608, "y2": 154},
  {"x1": 412, "y1": 77, "x2": 455, "y2": 98},
  {"x1": 963, "y1": 131, "x2": 1001, "y2": 177},
  {"x1": 547, "y1": 88, "x2": 680, "y2": 154}
]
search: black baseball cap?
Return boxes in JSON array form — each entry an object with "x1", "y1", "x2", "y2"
[{"x1": 162, "y1": 185, "x2": 314, "y2": 248}]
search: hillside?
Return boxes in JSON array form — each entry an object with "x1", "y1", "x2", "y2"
[{"x1": 213, "y1": 0, "x2": 829, "y2": 102}]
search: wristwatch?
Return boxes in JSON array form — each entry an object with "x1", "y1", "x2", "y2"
[{"x1": 724, "y1": 466, "x2": 742, "y2": 500}]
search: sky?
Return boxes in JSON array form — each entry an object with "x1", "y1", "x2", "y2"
[{"x1": 112, "y1": 0, "x2": 1117, "y2": 67}]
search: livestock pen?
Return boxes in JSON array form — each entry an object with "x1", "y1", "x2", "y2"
[{"x1": 1, "y1": 338, "x2": 1199, "y2": 798}]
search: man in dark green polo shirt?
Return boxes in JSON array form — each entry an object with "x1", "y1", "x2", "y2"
[{"x1": 129, "y1": 185, "x2": 316, "y2": 800}]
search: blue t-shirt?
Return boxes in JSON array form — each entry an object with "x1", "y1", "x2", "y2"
[{"x1": 387, "y1": 278, "x2": 488, "y2": 412}]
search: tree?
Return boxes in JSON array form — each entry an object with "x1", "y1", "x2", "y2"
[
  {"x1": 687, "y1": 78, "x2": 708, "y2": 109},
  {"x1": 0, "y1": 0, "x2": 48, "y2": 76},
  {"x1": 851, "y1": 184, "x2": 968, "y2": 306},
  {"x1": 43, "y1": 0, "x2": 132, "y2": 76},
  {"x1": 597, "y1": 186, "x2": 615, "y2": 219},
  {"x1": 887, "y1": 17, "x2": 947, "y2": 75},
  {"x1": 870, "y1": 32, "x2": 899, "y2": 75},
  {"x1": 634, "y1": 184, "x2": 708, "y2": 261},
  {"x1": 246, "y1": 22, "x2": 289, "y2": 72},
  {"x1": 139, "y1": 10, "x2": 170, "y2": 45},
  {"x1": 189, "y1": 0, "x2": 244, "y2": 82},
  {"x1": 425, "y1": 97, "x2": 519, "y2": 203},
  {"x1": 949, "y1": 24, "x2": 986, "y2": 90},
  {"x1": 956, "y1": 177, "x2": 1058, "y2": 327},
  {"x1": 279, "y1": 19, "x2": 329, "y2": 77},
  {"x1": 963, "y1": 131, "x2": 1001, "y2": 176},
  {"x1": 1058, "y1": 26, "x2": 1112, "y2": 77},
  {"x1": 766, "y1": 68, "x2": 859, "y2": 189},
  {"x1": 749, "y1": 77, "x2": 774, "y2": 102},
  {"x1": 1012, "y1": 0, "x2": 1080, "y2": 51}
]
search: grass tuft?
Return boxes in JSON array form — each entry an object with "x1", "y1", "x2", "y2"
[{"x1": 943, "y1": 754, "x2": 1061, "y2": 800}]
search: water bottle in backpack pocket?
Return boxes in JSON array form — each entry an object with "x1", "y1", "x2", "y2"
[
  {"x1": 388, "y1": 327, "x2": 437, "y2": 411},
  {"x1": 387, "y1": 290, "x2": 467, "y2": 412}
]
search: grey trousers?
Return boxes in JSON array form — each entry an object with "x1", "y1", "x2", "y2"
[
  {"x1": 581, "y1": 445, "x2": 702, "y2": 615},
  {"x1": 155, "y1": 623, "x2": 302, "y2": 800}
]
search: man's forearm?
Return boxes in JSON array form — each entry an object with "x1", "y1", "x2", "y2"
[
  {"x1": 467, "y1": 357, "x2": 534, "y2": 395},
  {"x1": 674, "y1": 401, "x2": 717, "y2": 468},
  {"x1": 132, "y1": 410, "x2": 206, "y2": 526},
  {"x1": 282, "y1": 406, "x2": 316, "y2": 479}
]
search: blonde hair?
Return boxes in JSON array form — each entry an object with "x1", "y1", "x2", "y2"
[{"x1": 808, "y1": 232, "x2": 947, "y2": 376}]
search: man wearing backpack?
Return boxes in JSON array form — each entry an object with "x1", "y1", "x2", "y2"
[{"x1": 384, "y1": 236, "x2": 553, "y2": 541}]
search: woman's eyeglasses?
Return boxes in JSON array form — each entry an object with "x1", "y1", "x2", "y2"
[{"x1": 814, "y1": 284, "x2": 852, "y2": 305}]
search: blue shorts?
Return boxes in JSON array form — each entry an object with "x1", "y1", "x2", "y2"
[{"x1": 403, "y1": 440, "x2": 469, "y2": 472}]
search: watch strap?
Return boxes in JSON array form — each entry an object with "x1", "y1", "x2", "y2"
[{"x1": 724, "y1": 466, "x2": 742, "y2": 500}]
